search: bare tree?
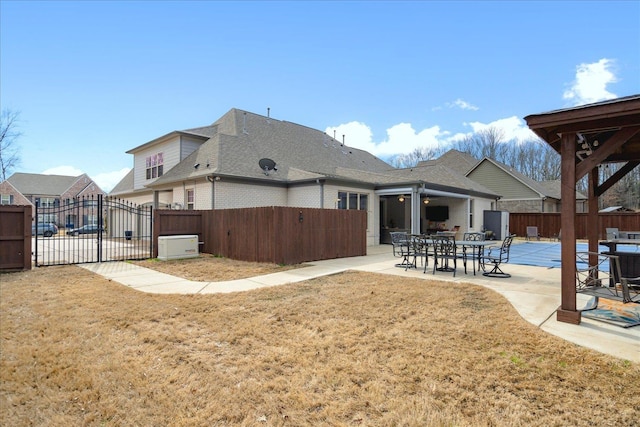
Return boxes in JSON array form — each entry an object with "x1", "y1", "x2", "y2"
[
  {"x1": 0, "y1": 109, "x2": 22, "y2": 181},
  {"x1": 452, "y1": 126, "x2": 509, "y2": 161},
  {"x1": 392, "y1": 146, "x2": 445, "y2": 168}
]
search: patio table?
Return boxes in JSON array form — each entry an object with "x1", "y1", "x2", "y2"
[
  {"x1": 418, "y1": 237, "x2": 494, "y2": 275},
  {"x1": 458, "y1": 240, "x2": 495, "y2": 275}
]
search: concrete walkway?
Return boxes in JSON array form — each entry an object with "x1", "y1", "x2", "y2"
[{"x1": 81, "y1": 244, "x2": 640, "y2": 362}]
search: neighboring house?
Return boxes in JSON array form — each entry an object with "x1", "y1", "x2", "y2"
[
  {"x1": 110, "y1": 108, "x2": 500, "y2": 245},
  {"x1": 465, "y1": 157, "x2": 587, "y2": 213},
  {"x1": 0, "y1": 180, "x2": 31, "y2": 206},
  {"x1": 5, "y1": 172, "x2": 106, "y2": 227}
]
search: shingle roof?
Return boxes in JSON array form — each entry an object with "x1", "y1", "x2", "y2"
[
  {"x1": 417, "y1": 149, "x2": 479, "y2": 174},
  {"x1": 7, "y1": 172, "x2": 81, "y2": 196},
  {"x1": 109, "y1": 169, "x2": 135, "y2": 196},
  {"x1": 538, "y1": 180, "x2": 587, "y2": 200},
  {"x1": 150, "y1": 109, "x2": 393, "y2": 187}
]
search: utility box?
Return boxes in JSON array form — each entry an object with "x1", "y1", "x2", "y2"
[
  {"x1": 483, "y1": 210, "x2": 510, "y2": 240},
  {"x1": 158, "y1": 235, "x2": 199, "y2": 260}
]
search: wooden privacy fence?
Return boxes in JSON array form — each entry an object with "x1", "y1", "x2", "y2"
[
  {"x1": 0, "y1": 205, "x2": 32, "y2": 271},
  {"x1": 153, "y1": 207, "x2": 367, "y2": 265},
  {"x1": 509, "y1": 212, "x2": 640, "y2": 240}
]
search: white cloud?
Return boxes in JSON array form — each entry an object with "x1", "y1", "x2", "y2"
[
  {"x1": 325, "y1": 122, "x2": 447, "y2": 157},
  {"x1": 41, "y1": 165, "x2": 130, "y2": 192},
  {"x1": 93, "y1": 168, "x2": 130, "y2": 193},
  {"x1": 448, "y1": 99, "x2": 479, "y2": 111},
  {"x1": 466, "y1": 116, "x2": 538, "y2": 143},
  {"x1": 42, "y1": 165, "x2": 84, "y2": 176},
  {"x1": 563, "y1": 58, "x2": 617, "y2": 106}
]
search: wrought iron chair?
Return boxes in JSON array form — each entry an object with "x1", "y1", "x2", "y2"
[
  {"x1": 390, "y1": 231, "x2": 416, "y2": 270},
  {"x1": 431, "y1": 235, "x2": 464, "y2": 277},
  {"x1": 461, "y1": 232, "x2": 486, "y2": 275},
  {"x1": 576, "y1": 251, "x2": 640, "y2": 304},
  {"x1": 481, "y1": 234, "x2": 515, "y2": 278}
]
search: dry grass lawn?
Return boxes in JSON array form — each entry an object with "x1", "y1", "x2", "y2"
[
  {"x1": 1, "y1": 257, "x2": 639, "y2": 427},
  {"x1": 131, "y1": 254, "x2": 303, "y2": 282}
]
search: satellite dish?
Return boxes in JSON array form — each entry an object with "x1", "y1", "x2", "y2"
[{"x1": 259, "y1": 158, "x2": 277, "y2": 175}]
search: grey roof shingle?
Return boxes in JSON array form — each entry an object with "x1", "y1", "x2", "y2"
[
  {"x1": 416, "y1": 149, "x2": 479, "y2": 174},
  {"x1": 7, "y1": 172, "x2": 81, "y2": 196},
  {"x1": 150, "y1": 109, "x2": 393, "y2": 187}
]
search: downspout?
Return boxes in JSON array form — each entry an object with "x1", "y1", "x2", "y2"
[
  {"x1": 207, "y1": 175, "x2": 215, "y2": 209},
  {"x1": 317, "y1": 179, "x2": 324, "y2": 208}
]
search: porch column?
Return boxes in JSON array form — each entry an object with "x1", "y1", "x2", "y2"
[
  {"x1": 557, "y1": 132, "x2": 580, "y2": 324},
  {"x1": 411, "y1": 187, "x2": 420, "y2": 234},
  {"x1": 587, "y1": 169, "x2": 599, "y2": 255}
]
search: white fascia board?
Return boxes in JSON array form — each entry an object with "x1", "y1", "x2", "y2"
[
  {"x1": 374, "y1": 187, "x2": 415, "y2": 195},
  {"x1": 420, "y1": 188, "x2": 470, "y2": 199}
]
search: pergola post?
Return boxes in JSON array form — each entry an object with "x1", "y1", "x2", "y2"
[{"x1": 557, "y1": 132, "x2": 580, "y2": 324}]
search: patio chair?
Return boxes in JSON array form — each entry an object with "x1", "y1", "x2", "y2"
[
  {"x1": 576, "y1": 251, "x2": 640, "y2": 306},
  {"x1": 481, "y1": 234, "x2": 515, "y2": 278},
  {"x1": 431, "y1": 235, "x2": 464, "y2": 276},
  {"x1": 390, "y1": 231, "x2": 416, "y2": 270},
  {"x1": 526, "y1": 226, "x2": 540, "y2": 241},
  {"x1": 460, "y1": 232, "x2": 487, "y2": 275}
]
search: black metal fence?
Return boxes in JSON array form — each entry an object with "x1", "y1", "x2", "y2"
[{"x1": 33, "y1": 195, "x2": 153, "y2": 266}]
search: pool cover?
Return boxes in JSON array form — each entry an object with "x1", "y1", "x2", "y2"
[{"x1": 506, "y1": 241, "x2": 640, "y2": 269}]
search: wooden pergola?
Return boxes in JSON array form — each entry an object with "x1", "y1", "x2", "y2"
[{"x1": 524, "y1": 94, "x2": 640, "y2": 324}]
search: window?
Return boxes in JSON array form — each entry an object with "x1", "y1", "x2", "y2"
[
  {"x1": 186, "y1": 189, "x2": 195, "y2": 210},
  {"x1": 37, "y1": 197, "x2": 58, "y2": 208},
  {"x1": 0, "y1": 194, "x2": 12, "y2": 205},
  {"x1": 337, "y1": 191, "x2": 368, "y2": 210},
  {"x1": 146, "y1": 152, "x2": 164, "y2": 180},
  {"x1": 469, "y1": 199, "x2": 474, "y2": 228}
]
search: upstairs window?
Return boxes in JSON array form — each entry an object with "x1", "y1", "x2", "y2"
[
  {"x1": 146, "y1": 153, "x2": 164, "y2": 180},
  {"x1": 1, "y1": 194, "x2": 13, "y2": 205}
]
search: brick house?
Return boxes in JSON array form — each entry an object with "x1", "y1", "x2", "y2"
[{"x1": 3, "y1": 172, "x2": 106, "y2": 227}]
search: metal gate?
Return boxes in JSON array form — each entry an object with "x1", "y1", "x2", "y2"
[{"x1": 33, "y1": 195, "x2": 153, "y2": 266}]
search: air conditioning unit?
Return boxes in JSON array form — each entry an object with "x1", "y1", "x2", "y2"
[{"x1": 158, "y1": 235, "x2": 199, "y2": 260}]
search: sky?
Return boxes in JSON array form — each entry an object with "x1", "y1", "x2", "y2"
[{"x1": 1, "y1": 1, "x2": 639, "y2": 192}]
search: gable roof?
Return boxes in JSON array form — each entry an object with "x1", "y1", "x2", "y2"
[
  {"x1": 150, "y1": 108, "x2": 392, "y2": 187},
  {"x1": 537, "y1": 180, "x2": 587, "y2": 200},
  {"x1": 466, "y1": 157, "x2": 568, "y2": 199},
  {"x1": 109, "y1": 169, "x2": 135, "y2": 195},
  {"x1": 0, "y1": 179, "x2": 33, "y2": 205},
  {"x1": 7, "y1": 172, "x2": 81, "y2": 196},
  {"x1": 417, "y1": 149, "x2": 479, "y2": 174}
]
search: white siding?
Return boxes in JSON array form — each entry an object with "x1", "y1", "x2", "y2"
[
  {"x1": 133, "y1": 136, "x2": 182, "y2": 190},
  {"x1": 214, "y1": 181, "x2": 287, "y2": 209},
  {"x1": 180, "y1": 136, "x2": 204, "y2": 159},
  {"x1": 288, "y1": 183, "x2": 322, "y2": 208}
]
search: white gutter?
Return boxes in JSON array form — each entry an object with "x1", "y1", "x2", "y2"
[
  {"x1": 374, "y1": 187, "x2": 414, "y2": 195},
  {"x1": 419, "y1": 188, "x2": 470, "y2": 199}
]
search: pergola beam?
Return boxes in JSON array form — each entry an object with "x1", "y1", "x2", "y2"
[
  {"x1": 595, "y1": 160, "x2": 640, "y2": 197},
  {"x1": 575, "y1": 126, "x2": 640, "y2": 180}
]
